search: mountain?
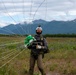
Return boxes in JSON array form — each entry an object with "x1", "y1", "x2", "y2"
[
  {"x1": 32, "y1": 19, "x2": 47, "y2": 24},
  {"x1": 0, "y1": 19, "x2": 76, "y2": 35}
]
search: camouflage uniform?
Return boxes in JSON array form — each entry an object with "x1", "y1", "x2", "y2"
[{"x1": 28, "y1": 34, "x2": 49, "y2": 75}]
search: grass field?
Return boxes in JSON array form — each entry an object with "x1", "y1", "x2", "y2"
[{"x1": 0, "y1": 36, "x2": 76, "y2": 75}]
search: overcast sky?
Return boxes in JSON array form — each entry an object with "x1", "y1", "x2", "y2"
[{"x1": 0, "y1": 0, "x2": 76, "y2": 27}]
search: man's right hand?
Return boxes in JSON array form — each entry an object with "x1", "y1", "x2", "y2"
[{"x1": 36, "y1": 45, "x2": 42, "y2": 49}]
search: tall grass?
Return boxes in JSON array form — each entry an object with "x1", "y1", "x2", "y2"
[{"x1": 0, "y1": 37, "x2": 76, "y2": 75}]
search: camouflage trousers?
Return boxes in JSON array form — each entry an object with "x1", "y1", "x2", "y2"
[{"x1": 29, "y1": 54, "x2": 46, "y2": 75}]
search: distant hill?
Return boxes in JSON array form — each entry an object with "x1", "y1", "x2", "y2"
[{"x1": 0, "y1": 19, "x2": 76, "y2": 35}]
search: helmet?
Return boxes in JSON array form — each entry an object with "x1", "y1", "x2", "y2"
[{"x1": 36, "y1": 25, "x2": 42, "y2": 34}]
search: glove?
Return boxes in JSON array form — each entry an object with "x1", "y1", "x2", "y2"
[
  {"x1": 36, "y1": 45, "x2": 42, "y2": 49},
  {"x1": 29, "y1": 39, "x2": 33, "y2": 43}
]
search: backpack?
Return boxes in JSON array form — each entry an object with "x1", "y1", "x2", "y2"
[{"x1": 43, "y1": 38, "x2": 49, "y2": 54}]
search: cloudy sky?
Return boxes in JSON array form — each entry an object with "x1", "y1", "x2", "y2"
[{"x1": 0, "y1": 0, "x2": 76, "y2": 27}]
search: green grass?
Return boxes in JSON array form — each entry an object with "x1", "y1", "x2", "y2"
[{"x1": 0, "y1": 37, "x2": 76, "y2": 75}]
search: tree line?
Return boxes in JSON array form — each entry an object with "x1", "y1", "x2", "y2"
[{"x1": 0, "y1": 34, "x2": 76, "y2": 37}]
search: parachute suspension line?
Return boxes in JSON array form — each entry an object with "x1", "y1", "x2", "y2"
[
  {"x1": 0, "y1": 50, "x2": 14, "y2": 55},
  {"x1": 30, "y1": 0, "x2": 33, "y2": 22},
  {"x1": 3, "y1": 28, "x2": 16, "y2": 35},
  {"x1": 32, "y1": 0, "x2": 45, "y2": 21},
  {"x1": 0, "y1": 50, "x2": 24, "y2": 69},
  {"x1": 12, "y1": 0, "x2": 26, "y2": 35},
  {"x1": 9, "y1": 0, "x2": 26, "y2": 35},
  {"x1": 1, "y1": 0, "x2": 16, "y2": 23},
  {"x1": 0, "y1": 28, "x2": 16, "y2": 35},
  {"x1": 29, "y1": 0, "x2": 33, "y2": 34},
  {"x1": 0, "y1": 25, "x2": 14, "y2": 34},
  {"x1": 45, "y1": 0, "x2": 47, "y2": 21},
  {"x1": 44, "y1": 0, "x2": 47, "y2": 33},
  {"x1": 0, "y1": 0, "x2": 21, "y2": 35},
  {"x1": 23, "y1": 0, "x2": 25, "y2": 21},
  {"x1": 0, "y1": 12, "x2": 17, "y2": 35},
  {"x1": 0, "y1": 51, "x2": 17, "y2": 62},
  {"x1": 0, "y1": 41, "x2": 23, "y2": 60},
  {"x1": 0, "y1": 50, "x2": 17, "y2": 61},
  {"x1": 21, "y1": 0, "x2": 27, "y2": 35},
  {"x1": 0, "y1": 12, "x2": 16, "y2": 34},
  {"x1": 0, "y1": 41, "x2": 23, "y2": 47},
  {"x1": 0, "y1": 15, "x2": 17, "y2": 35},
  {"x1": 12, "y1": 0, "x2": 20, "y2": 22},
  {"x1": 22, "y1": 0, "x2": 25, "y2": 21}
]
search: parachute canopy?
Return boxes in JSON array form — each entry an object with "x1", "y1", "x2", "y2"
[{"x1": 24, "y1": 35, "x2": 36, "y2": 47}]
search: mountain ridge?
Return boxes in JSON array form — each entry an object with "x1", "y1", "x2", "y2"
[{"x1": 0, "y1": 19, "x2": 76, "y2": 34}]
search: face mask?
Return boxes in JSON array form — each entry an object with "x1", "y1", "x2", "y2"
[{"x1": 36, "y1": 31, "x2": 42, "y2": 35}]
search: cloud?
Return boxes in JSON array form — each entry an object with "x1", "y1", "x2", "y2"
[
  {"x1": 0, "y1": 21, "x2": 14, "y2": 27},
  {"x1": 0, "y1": 0, "x2": 76, "y2": 27}
]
